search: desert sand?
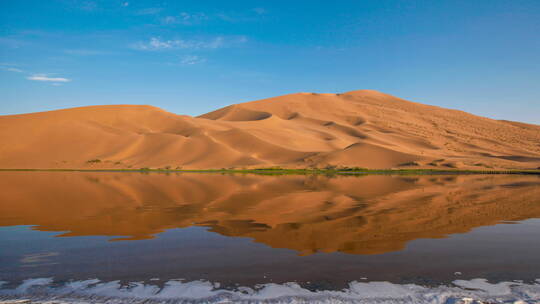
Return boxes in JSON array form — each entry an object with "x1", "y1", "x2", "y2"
[
  {"x1": 0, "y1": 90, "x2": 539, "y2": 170},
  {"x1": 1, "y1": 172, "x2": 539, "y2": 255}
]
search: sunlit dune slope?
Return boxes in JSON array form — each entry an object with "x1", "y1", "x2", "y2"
[{"x1": 1, "y1": 90, "x2": 539, "y2": 169}]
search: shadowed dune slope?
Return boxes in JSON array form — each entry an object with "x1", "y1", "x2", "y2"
[{"x1": 1, "y1": 90, "x2": 539, "y2": 169}]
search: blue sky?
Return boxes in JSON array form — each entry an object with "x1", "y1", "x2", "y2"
[{"x1": 1, "y1": 0, "x2": 539, "y2": 123}]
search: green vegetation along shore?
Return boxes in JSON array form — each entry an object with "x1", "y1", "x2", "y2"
[{"x1": 1, "y1": 167, "x2": 539, "y2": 175}]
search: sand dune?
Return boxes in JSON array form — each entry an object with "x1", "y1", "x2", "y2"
[{"x1": 1, "y1": 90, "x2": 539, "y2": 169}]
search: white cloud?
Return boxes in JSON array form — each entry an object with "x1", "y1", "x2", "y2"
[
  {"x1": 162, "y1": 12, "x2": 208, "y2": 25},
  {"x1": 122, "y1": 2, "x2": 129, "y2": 7},
  {"x1": 131, "y1": 36, "x2": 243, "y2": 51},
  {"x1": 27, "y1": 74, "x2": 71, "y2": 82},
  {"x1": 6, "y1": 67, "x2": 23, "y2": 73},
  {"x1": 180, "y1": 55, "x2": 206, "y2": 65},
  {"x1": 134, "y1": 37, "x2": 179, "y2": 50},
  {"x1": 1, "y1": 66, "x2": 24, "y2": 73},
  {"x1": 2, "y1": 65, "x2": 70, "y2": 85}
]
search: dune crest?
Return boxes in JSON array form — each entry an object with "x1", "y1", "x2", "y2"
[{"x1": 1, "y1": 90, "x2": 539, "y2": 169}]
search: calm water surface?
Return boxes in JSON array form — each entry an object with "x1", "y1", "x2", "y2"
[{"x1": 0, "y1": 172, "x2": 539, "y2": 290}]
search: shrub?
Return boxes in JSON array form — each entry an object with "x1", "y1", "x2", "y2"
[
  {"x1": 87, "y1": 159, "x2": 101, "y2": 164},
  {"x1": 350, "y1": 166, "x2": 368, "y2": 171},
  {"x1": 398, "y1": 161, "x2": 419, "y2": 167},
  {"x1": 338, "y1": 166, "x2": 369, "y2": 171}
]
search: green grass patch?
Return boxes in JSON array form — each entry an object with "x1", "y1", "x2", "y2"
[{"x1": 0, "y1": 167, "x2": 539, "y2": 176}]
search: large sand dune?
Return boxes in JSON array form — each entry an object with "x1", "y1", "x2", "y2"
[{"x1": 1, "y1": 90, "x2": 539, "y2": 169}]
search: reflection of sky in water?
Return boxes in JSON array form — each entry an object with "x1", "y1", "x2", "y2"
[{"x1": 1, "y1": 220, "x2": 540, "y2": 287}]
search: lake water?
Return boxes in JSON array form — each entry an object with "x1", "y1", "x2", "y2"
[{"x1": 1, "y1": 172, "x2": 539, "y2": 303}]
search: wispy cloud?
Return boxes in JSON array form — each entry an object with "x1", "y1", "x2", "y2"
[
  {"x1": 27, "y1": 74, "x2": 71, "y2": 82},
  {"x1": 64, "y1": 49, "x2": 107, "y2": 56},
  {"x1": 252, "y1": 7, "x2": 267, "y2": 15},
  {"x1": 80, "y1": 1, "x2": 97, "y2": 11},
  {"x1": 215, "y1": 9, "x2": 268, "y2": 23},
  {"x1": 135, "y1": 7, "x2": 163, "y2": 15},
  {"x1": 162, "y1": 12, "x2": 208, "y2": 25},
  {"x1": 0, "y1": 37, "x2": 27, "y2": 48},
  {"x1": 131, "y1": 36, "x2": 246, "y2": 51},
  {"x1": 180, "y1": 55, "x2": 206, "y2": 65},
  {"x1": 0, "y1": 66, "x2": 24, "y2": 73},
  {"x1": 161, "y1": 16, "x2": 176, "y2": 24},
  {"x1": 216, "y1": 13, "x2": 235, "y2": 22},
  {"x1": 137, "y1": 8, "x2": 266, "y2": 25},
  {"x1": 2, "y1": 64, "x2": 71, "y2": 85}
]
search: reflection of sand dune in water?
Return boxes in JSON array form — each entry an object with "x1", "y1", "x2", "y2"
[{"x1": 1, "y1": 172, "x2": 539, "y2": 254}]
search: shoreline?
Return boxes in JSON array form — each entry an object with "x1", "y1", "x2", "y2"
[
  {"x1": 1, "y1": 277, "x2": 539, "y2": 303},
  {"x1": 1, "y1": 168, "x2": 539, "y2": 175}
]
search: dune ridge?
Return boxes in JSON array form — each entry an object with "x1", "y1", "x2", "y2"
[{"x1": 1, "y1": 90, "x2": 539, "y2": 170}]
